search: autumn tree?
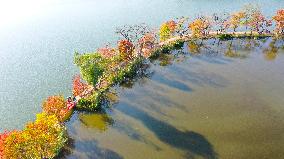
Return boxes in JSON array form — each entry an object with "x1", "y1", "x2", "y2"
[
  {"x1": 273, "y1": 9, "x2": 284, "y2": 34},
  {"x1": 189, "y1": 16, "x2": 211, "y2": 38}
]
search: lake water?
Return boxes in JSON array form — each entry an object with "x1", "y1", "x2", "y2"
[
  {"x1": 59, "y1": 38, "x2": 284, "y2": 159},
  {"x1": 0, "y1": 0, "x2": 284, "y2": 158}
]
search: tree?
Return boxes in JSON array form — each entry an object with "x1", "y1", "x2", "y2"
[
  {"x1": 116, "y1": 23, "x2": 152, "y2": 45},
  {"x1": 73, "y1": 75, "x2": 88, "y2": 97},
  {"x1": 226, "y1": 11, "x2": 245, "y2": 33},
  {"x1": 97, "y1": 45, "x2": 118, "y2": 59},
  {"x1": 42, "y1": 95, "x2": 67, "y2": 120},
  {"x1": 118, "y1": 39, "x2": 135, "y2": 60},
  {"x1": 189, "y1": 16, "x2": 211, "y2": 38},
  {"x1": 159, "y1": 22, "x2": 171, "y2": 41},
  {"x1": 212, "y1": 12, "x2": 230, "y2": 34},
  {"x1": 273, "y1": 9, "x2": 284, "y2": 34}
]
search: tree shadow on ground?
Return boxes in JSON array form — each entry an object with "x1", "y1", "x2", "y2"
[{"x1": 116, "y1": 102, "x2": 218, "y2": 159}]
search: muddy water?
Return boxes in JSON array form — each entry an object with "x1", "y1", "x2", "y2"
[{"x1": 60, "y1": 38, "x2": 284, "y2": 159}]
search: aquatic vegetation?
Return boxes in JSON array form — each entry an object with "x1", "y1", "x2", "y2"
[
  {"x1": 273, "y1": 9, "x2": 284, "y2": 34},
  {"x1": 3, "y1": 113, "x2": 67, "y2": 159}
]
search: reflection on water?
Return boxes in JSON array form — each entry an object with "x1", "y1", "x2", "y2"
[{"x1": 62, "y1": 38, "x2": 284, "y2": 159}]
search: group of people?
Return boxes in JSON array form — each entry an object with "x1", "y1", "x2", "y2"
[{"x1": 66, "y1": 96, "x2": 78, "y2": 110}]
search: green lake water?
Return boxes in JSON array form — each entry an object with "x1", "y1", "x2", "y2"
[{"x1": 0, "y1": 0, "x2": 284, "y2": 158}]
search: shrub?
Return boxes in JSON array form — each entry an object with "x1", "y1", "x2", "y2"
[
  {"x1": 272, "y1": 9, "x2": 284, "y2": 34},
  {"x1": 42, "y1": 95, "x2": 67, "y2": 121},
  {"x1": 218, "y1": 34, "x2": 233, "y2": 40},
  {"x1": 3, "y1": 113, "x2": 67, "y2": 159},
  {"x1": 118, "y1": 40, "x2": 135, "y2": 61}
]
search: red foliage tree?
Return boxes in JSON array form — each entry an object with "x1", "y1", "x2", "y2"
[
  {"x1": 97, "y1": 45, "x2": 117, "y2": 59},
  {"x1": 73, "y1": 75, "x2": 88, "y2": 97},
  {"x1": 0, "y1": 131, "x2": 13, "y2": 158}
]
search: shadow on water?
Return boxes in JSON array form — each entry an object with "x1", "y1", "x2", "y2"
[
  {"x1": 113, "y1": 122, "x2": 163, "y2": 151},
  {"x1": 57, "y1": 139, "x2": 124, "y2": 159},
  {"x1": 116, "y1": 101, "x2": 218, "y2": 159}
]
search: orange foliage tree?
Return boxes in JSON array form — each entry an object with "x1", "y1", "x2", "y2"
[
  {"x1": 42, "y1": 95, "x2": 67, "y2": 120},
  {"x1": 0, "y1": 131, "x2": 13, "y2": 158},
  {"x1": 189, "y1": 17, "x2": 211, "y2": 38},
  {"x1": 118, "y1": 39, "x2": 135, "y2": 60},
  {"x1": 273, "y1": 9, "x2": 284, "y2": 34},
  {"x1": 3, "y1": 113, "x2": 67, "y2": 159}
]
